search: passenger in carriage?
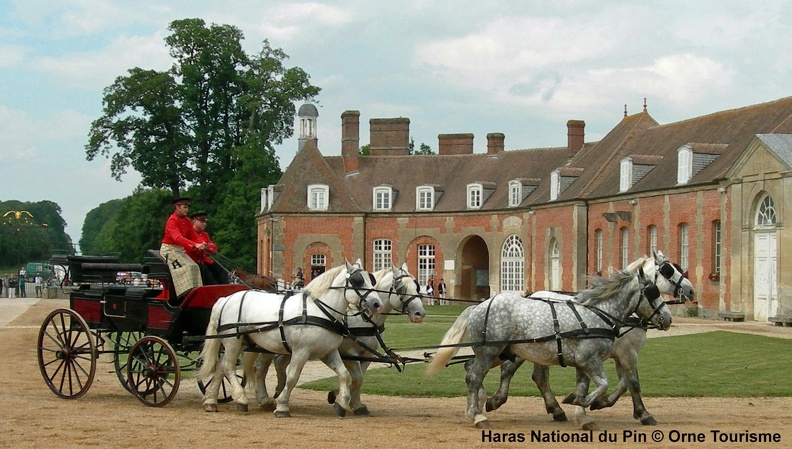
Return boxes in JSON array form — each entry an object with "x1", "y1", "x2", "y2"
[
  {"x1": 160, "y1": 197, "x2": 206, "y2": 298},
  {"x1": 189, "y1": 212, "x2": 229, "y2": 285}
]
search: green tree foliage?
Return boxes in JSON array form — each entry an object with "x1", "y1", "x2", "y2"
[
  {"x1": 408, "y1": 138, "x2": 435, "y2": 155},
  {"x1": 79, "y1": 199, "x2": 123, "y2": 255},
  {"x1": 82, "y1": 18, "x2": 320, "y2": 268},
  {"x1": 0, "y1": 200, "x2": 73, "y2": 268}
]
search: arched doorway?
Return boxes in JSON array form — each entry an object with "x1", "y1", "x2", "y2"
[
  {"x1": 460, "y1": 235, "x2": 490, "y2": 301},
  {"x1": 753, "y1": 194, "x2": 778, "y2": 321}
]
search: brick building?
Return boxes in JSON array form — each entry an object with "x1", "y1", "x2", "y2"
[{"x1": 258, "y1": 97, "x2": 792, "y2": 322}]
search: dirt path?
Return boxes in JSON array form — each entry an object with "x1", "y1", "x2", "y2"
[{"x1": 2, "y1": 299, "x2": 791, "y2": 449}]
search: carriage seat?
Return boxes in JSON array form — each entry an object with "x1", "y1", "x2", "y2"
[{"x1": 179, "y1": 284, "x2": 249, "y2": 310}]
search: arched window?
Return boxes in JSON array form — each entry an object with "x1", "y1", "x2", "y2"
[
  {"x1": 373, "y1": 239, "x2": 392, "y2": 272},
  {"x1": 677, "y1": 145, "x2": 693, "y2": 184},
  {"x1": 647, "y1": 225, "x2": 658, "y2": 255},
  {"x1": 678, "y1": 223, "x2": 689, "y2": 271},
  {"x1": 620, "y1": 227, "x2": 629, "y2": 268},
  {"x1": 550, "y1": 239, "x2": 560, "y2": 290},
  {"x1": 500, "y1": 235, "x2": 524, "y2": 293},
  {"x1": 756, "y1": 195, "x2": 777, "y2": 228},
  {"x1": 594, "y1": 229, "x2": 603, "y2": 274}
]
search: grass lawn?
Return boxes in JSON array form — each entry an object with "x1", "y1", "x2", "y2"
[{"x1": 301, "y1": 305, "x2": 792, "y2": 398}]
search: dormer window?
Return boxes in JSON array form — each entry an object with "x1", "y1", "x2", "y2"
[
  {"x1": 416, "y1": 186, "x2": 435, "y2": 211},
  {"x1": 373, "y1": 186, "x2": 393, "y2": 211},
  {"x1": 550, "y1": 170, "x2": 560, "y2": 201},
  {"x1": 467, "y1": 183, "x2": 482, "y2": 209},
  {"x1": 620, "y1": 157, "x2": 633, "y2": 192},
  {"x1": 677, "y1": 145, "x2": 693, "y2": 184},
  {"x1": 307, "y1": 184, "x2": 329, "y2": 210},
  {"x1": 509, "y1": 181, "x2": 521, "y2": 207}
]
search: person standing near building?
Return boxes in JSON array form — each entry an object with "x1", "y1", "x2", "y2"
[
  {"x1": 18, "y1": 274, "x2": 26, "y2": 298},
  {"x1": 8, "y1": 276, "x2": 17, "y2": 299},
  {"x1": 426, "y1": 275, "x2": 436, "y2": 306},
  {"x1": 189, "y1": 212, "x2": 228, "y2": 285},
  {"x1": 160, "y1": 197, "x2": 207, "y2": 298},
  {"x1": 34, "y1": 275, "x2": 43, "y2": 298},
  {"x1": 437, "y1": 278, "x2": 447, "y2": 305}
]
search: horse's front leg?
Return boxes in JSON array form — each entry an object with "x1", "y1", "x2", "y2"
[
  {"x1": 465, "y1": 348, "x2": 501, "y2": 428},
  {"x1": 485, "y1": 358, "x2": 524, "y2": 412},
  {"x1": 574, "y1": 360, "x2": 609, "y2": 408},
  {"x1": 251, "y1": 352, "x2": 276, "y2": 411},
  {"x1": 273, "y1": 353, "x2": 289, "y2": 398},
  {"x1": 531, "y1": 364, "x2": 567, "y2": 421},
  {"x1": 618, "y1": 358, "x2": 656, "y2": 425},
  {"x1": 320, "y1": 350, "x2": 353, "y2": 417},
  {"x1": 274, "y1": 351, "x2": 309, "y2": 418},
  {"x1": 567, "y1": 369, "x2": 596, "y2": 430}
]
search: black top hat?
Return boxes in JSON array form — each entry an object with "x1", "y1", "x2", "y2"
[
  {"x1": 172, "y1": 197, "x2": 191, "y2": 205},
  {"x1": 189, "y1": 212, "x2": 208, "y2": 220}
]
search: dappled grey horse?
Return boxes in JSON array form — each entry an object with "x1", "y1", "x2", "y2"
[
  {"x1": 483, "y1": 251, "x2": 694, "y2": 428},
  {"x1": 426, "y1": 262, "x2": 673, "y2": 428}
]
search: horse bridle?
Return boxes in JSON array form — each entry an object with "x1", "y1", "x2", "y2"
[
  {"x1": 634, "y1": 268, "x2": 668, "y2": 328},
  {"x1": 339, "y1": 266, "x2": 379, "y2": 308},
  {"x1": 390, "y1": 271, "x2": 422, "y2": 314},
  {"x1": 655, "y1": 259, "x2": 688, "y2": 302}
]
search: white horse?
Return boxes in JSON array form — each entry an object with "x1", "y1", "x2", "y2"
[
  {"x1": 197, "y1": 260, "x2": 382, "y2": 417},
  {"x1": 247, "y1": 263, "x2": 426, "y2": 415},
  {"x1": 426, "y1": 257, "x2": 675, "y2": 428},
  {"x1": 481, "y1": 251, "x2": 694, "y2": 428}
]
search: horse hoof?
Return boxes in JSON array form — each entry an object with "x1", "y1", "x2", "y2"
[
  {"x1": 203, "y1": 403, "x2": 218, "y2": 413},
  {"x1": 561, "y1": 392, "x2": 577, "y2": 404},
  {"x1": 327, "y1": 390, "x2": 337, "y2": 405},
  {"x1": 485, "y1": 398, "x2": 495, "y2": 412},
  {"x1": 260, "y1": 402, "x2": 276, "y2": 412},
  {"x1": 590, "y1": 400, "x2": 606, "y2": 411},
  {"x1": 274, "y1": 410, "x2": 291, "y2": 418},
  {"x1": 236, "y1": 403, "x2": 249, "y2": 413},
  {"x1": 333, "y1": 403, "x2": 347, "y2": 417},
  {"x1": 474, "y1": 416, "x2": 491, "y2": 429},
  {"x1": 640, "y1": 416, "x2": 658, "y2": 426},
  {"x1": 353, "y1": 406, "x2": 371, "y2": 416},
  {"x1": 552, "y1": 412, "x2": 568, "y2": 422},
  {"x1": 581, "y1": 420, "x2": 597, "y2": 431}
]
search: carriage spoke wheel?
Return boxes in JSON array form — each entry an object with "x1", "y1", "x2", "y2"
[
  {"x1": 37, "y1": 308, "x2": 97, "y2": 399},
  {"x1": 109, "y1": 331, "x2": 144, "y2": 393},
  {"x1": 197, "y1": 347, "x2": 246, "y2": 404},
  {"x1": 126, "y1": 336, "x2": 180, "y2": 407}
]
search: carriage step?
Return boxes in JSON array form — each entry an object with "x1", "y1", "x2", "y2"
[
  {"x1": 717, "y1": 311, "x2": 745, "y2": 322},
  {"x1": 769, "y1": 315, "x2": 792, "y2": 327}
]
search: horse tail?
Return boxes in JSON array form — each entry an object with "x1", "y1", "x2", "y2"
[
  {"x1": 197, "y1": 296, "x2": 228, "y2": 381},
  {"x1": 425, "y1": 305, "x2": 476, "y2": 377}
]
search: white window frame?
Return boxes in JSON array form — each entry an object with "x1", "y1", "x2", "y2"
[
  {"x1": 756, "y1": 195, "x2": 777, "y2": 228},
  {"x1": 307, "y1": 184, "x2": 329, "y2": 210},
  {"x1": 679, "y1": 223, "x2": 689, "y2": 271},
  {"x1": 500, "y1": 235, "x2": 525, "y2": 293},
  {"x1": 373, "y1": 186, "x2": 393, "y2": 211},
  {"x1": 595, "y1": 230, "x2": 603, "y2": 273},
  {"x1": 467, "y1": 183, "x2": 482, "y2": 209},
  {"x1": 373, "y1": 239, "x2": 392, "y2": 272},
  {"x1": 550, "y1": 170, "x2": 560, "y2": 201},
  {"x1": 417, "y1": 244, "x2": 435, "y2": 287},
  {"x1": 713, "y1": 220, "x2": 721, "y2": 275},
  {"x1": 620, "y1": 227, "x2": 629, "y2": 268},
  {"x1": 619, "y1": 157, "x2": 633, "y2": 192},
  {"x1": 648, "y1": 225, "x2": 658, "y2": 255},
  {"x1": 677, "y1": 146, "x2": 693, "y2": 184},
  {"x1": 311, "y1": 254, "x2": 326, "y2": 267},
  {"x1": 416, "y1": 186, "x2": 435, "y2": 211},
  {"x1": 508, "y1": 180, "x2": 522, "y2": 207}
]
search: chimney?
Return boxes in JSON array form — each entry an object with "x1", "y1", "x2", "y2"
[
  {"x1": 487, "y1": 133, "x2": 505, "y2": 155},
  {"x1": 567, "y1": 120, "x2": 585, "y2": 153},
  {"x1": 341, "y1": 110, "x2": 360, "y2": 173},
  {"x1": 438, "y1": 133, "x2": 474, "y2": 155},
  {"x1": 369, "y1": 118, "x2": 410, "y2": 156}
]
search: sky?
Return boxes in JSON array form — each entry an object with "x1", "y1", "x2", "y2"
[{"x1": 2, "y1": 0, "x2": 792, "y2": 250}]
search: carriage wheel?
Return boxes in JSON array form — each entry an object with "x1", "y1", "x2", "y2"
[
  {"x1": 37, "y1": 308, "x2": 97, "y2": 399},
  {"x1": 126, "y1": 336, "x2": 180, "y2": 407},
  {"x1": 109, "y1": 331, "x2": 144, "y2": 393}
]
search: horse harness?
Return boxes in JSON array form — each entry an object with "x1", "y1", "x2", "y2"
[{"x1": 480, "y1": 270, "x2": 665, "y2": 367}]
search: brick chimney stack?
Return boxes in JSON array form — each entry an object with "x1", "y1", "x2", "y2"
[
  {"x1": 369, "y1": 118, "x2": 410, "y2": 156},
  {"x1": 567, "y1": 120, "x2": 585, "y2": 153},
  {"x1": 487, "y1": 133, "x2": 505, "y2": 155},
  {"x1": 341, "y1": 110, "x2": 360, "y2": 173},
  {"x1": 438, "y1": 133, "x2": 474, "y2": 155}
]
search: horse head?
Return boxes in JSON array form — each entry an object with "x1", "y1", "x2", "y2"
[
  {"x1": 385, "y1": 263, "x2": 425, "y2": 323},
  {"x1": 342, "y1": 259, "x2": 382, "y2": 314},
  {"x1": 650, "y1": 250, "x2": 695, "y2": 302}
]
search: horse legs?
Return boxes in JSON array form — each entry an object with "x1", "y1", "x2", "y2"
[
  {"x1": 464, "y1": 348, "x2": 501, "y2": 428},
  {"x1": 566, "y1": 369, "x2": 596, "y2": 430},
  {"x1": 320, "y1": 350, "x2": 354, "y2": 417},
  {"x1": 250, "y1": 353, "x2": 277, "y2": 411},
  {"x1": 530, "y1": 364, "x2": 568, "y2": 422},
  {"x1": 202, "y1": 338, "x2": 246, "y2": 412},
  {"x1": 348, "y1": 360, "x2": 371, "y2": 415},
  {"x1": 273, "y1": 354, "x2": 289, "y2": 398},
  {"x1": 274, "y1": 351, "x2": 309, "y2": 418},
  {"x1": 484, "y1": 358, "x2": 524, "y2": 412}
]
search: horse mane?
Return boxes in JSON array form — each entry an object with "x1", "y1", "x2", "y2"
[
  {"x1": 303, "y1": 264, "x2": 346, "y2": 298},
  {"x1": 577, "y1": 270, "x2": 636, "y2": 305},
  {"x1": 623, "y1": 255, "x2": 649, "y2": 274}
]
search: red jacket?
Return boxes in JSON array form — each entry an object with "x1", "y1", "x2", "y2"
[
  {"x1": 190, "y1": 230, "x2": 218, "y2": 264},
  {"x1": 161, "y1": 212, "x2": 201, "y2": 252}
]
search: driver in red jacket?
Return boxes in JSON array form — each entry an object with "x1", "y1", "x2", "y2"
[{"x1": 159, "y1": 197, "x2": 207, "y2": 297}]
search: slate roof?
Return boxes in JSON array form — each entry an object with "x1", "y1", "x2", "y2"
[{"x1": 269, "y1": 96, "x2": 792, "y2": 214}]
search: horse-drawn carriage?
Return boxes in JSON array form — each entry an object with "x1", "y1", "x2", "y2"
[{"x1": 37, "y1": 251, "x2": 249, "y2": 406}]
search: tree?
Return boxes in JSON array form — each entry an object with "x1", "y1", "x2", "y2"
[
  {"x1": 409, "y1": 138, "x2": 435, "y2": 155},
  {"x1": 0, "y1": 200, "x2": 73, "y2": 268},
  {"x1": 83, "y1": 18, "x2": 320, "y2": 267}
]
